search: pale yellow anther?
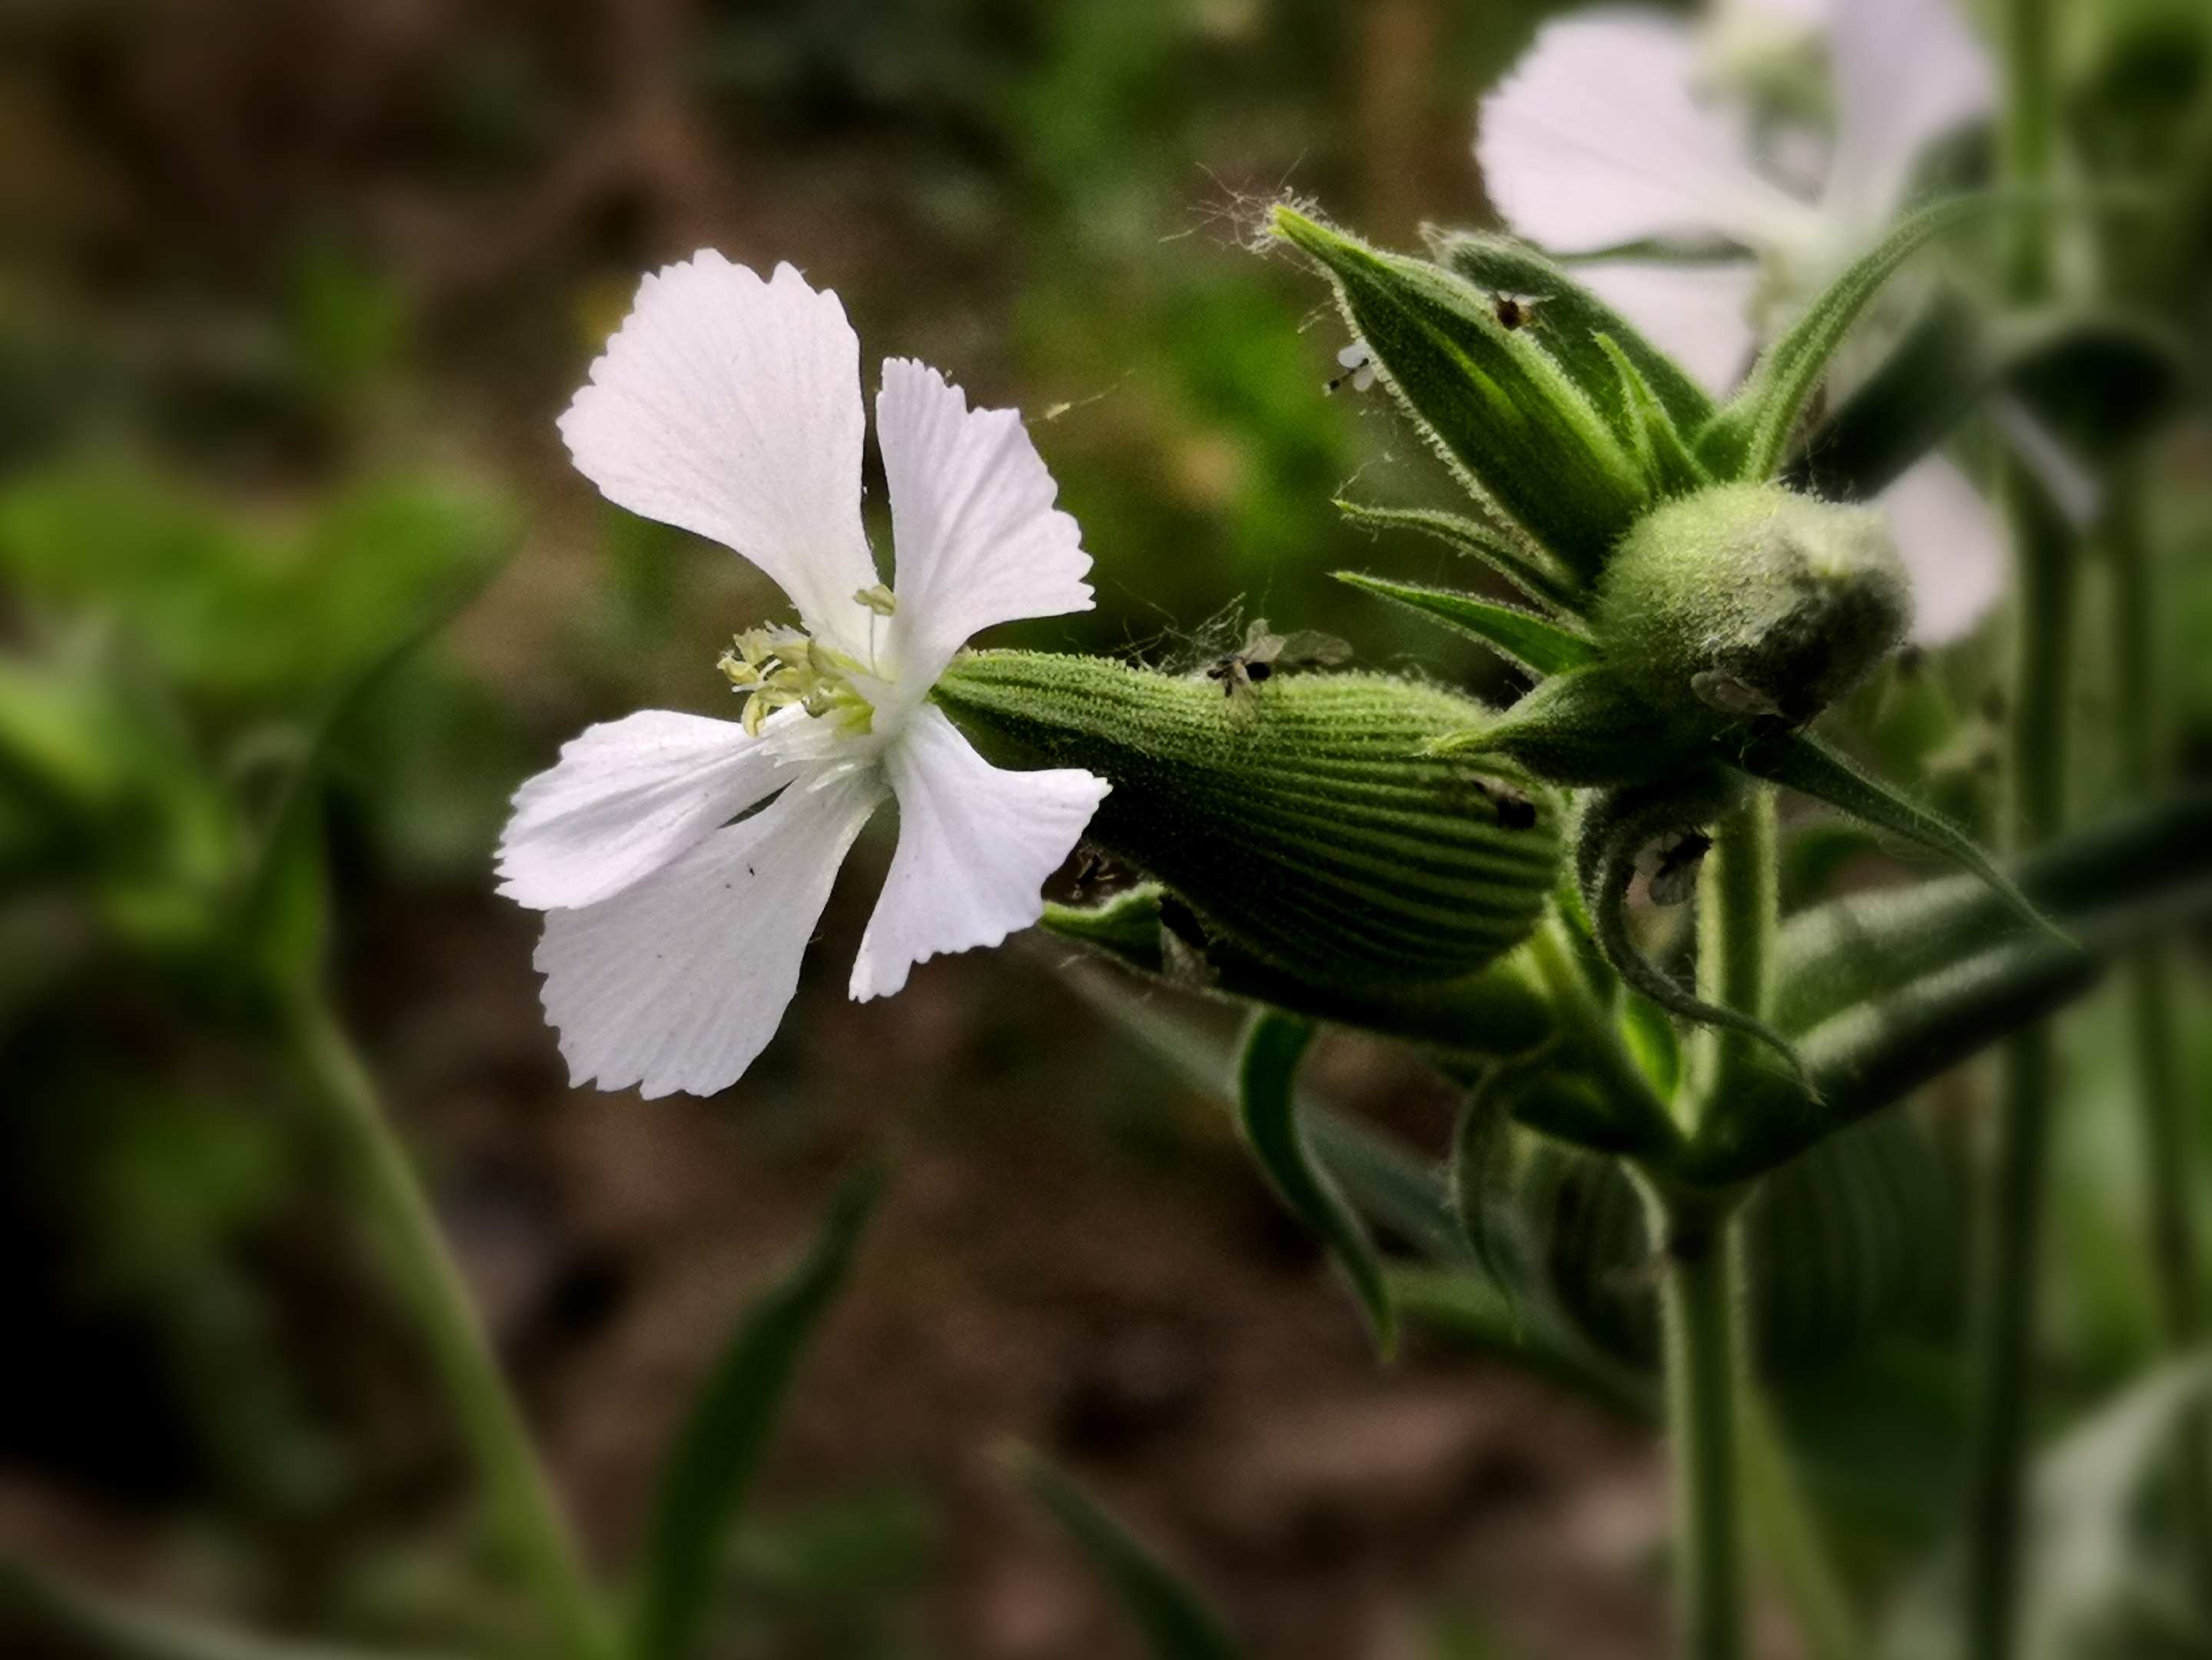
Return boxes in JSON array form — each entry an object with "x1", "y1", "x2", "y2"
[{"x1": 853, "y1": 583, "x2": 898, "y2": 617}]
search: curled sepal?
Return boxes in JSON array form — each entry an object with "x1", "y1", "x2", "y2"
[
  {"x1": 1451, "y1": 1065, "x2": 1537, "y2": 1332},
  {"x1": 1732, "y1": 729, "x2": 2064, "y2": 942},
  {"x1": 935, "y1": 652, "x2": 1563, "y2": 984},
  {"x1": 1698, "y1": 194, "x2": 1988, "y2": 482},
  {"x1": 1272, "y1": 205, "x2": 1651, "y2": 579},
  {"x1": 1237, "y1": 1011, "x2": 1397, "y2": 1359},
  {"x1": 1041, "y1": 885, "x2": 1559, "y2": 1061},
  {"x1": 1576, "y1": 777, "x2": 1810, "y2": 1081},
  {"x1": 1334, "y1": 500, "x2": 1589, "y2": 615},
  {"x1": 1431, "y1": 663, "x2": 1696, "y2": 786},
  {"x1": 1336, "y1": 572, "x2": 1602, "y2": 676}
]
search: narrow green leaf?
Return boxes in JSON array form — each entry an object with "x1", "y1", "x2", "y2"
[
  {"x1": 1774, "y1": 785, "x2": 2212, "y2": 1034},
  {"x1": 631, "y1": 1159, "x2": 886, "y2": 1660},
  {"x1": 1235, "y1": 1011, "x2": 1397, "y2": 1357},
  {"x1": 0, "y1": 1553, "x2": 425, "y2": 1660},
  {"x1": 1335, "y1": 572, "x2": 1601, "y2": 675},
  {"x1": 1009, "y1": 1449, "x2": 1245, "y2": 1660},
  {"x1": 1274, "y1": 206, "x2": 1652, "y2": 579},
  {"x1": 1700, "y1": 194, "x2": 1989, "y2": 481},
  {"x1": 1784, "y1": 285, "x2": 1990, "y2": 501},
  {"x1": 1728, "y1": 730, "x2": 2061, "y2": 941},
  {"x1": 1450, "y1": 1072, "x2": 1526, "y2": 1329},
  {"x1": 1332, "y1": 499, "x2": 1590, "y2": 614},
  {"x1": 1428, "y1": 231, "x2": 1717, "y2": 440},
  {"x1": 1594, "y1": 332, "x2": 1712, "y2": 497}
]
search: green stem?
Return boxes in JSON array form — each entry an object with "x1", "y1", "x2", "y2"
[
  {"x1": 1646, "y1": 1180, "x2": 1751, "y2": 1660},
  {"x1": 286, "y1": 992, "x2": 613, "y2": 1660},
  {"x1": 1964, "y1": 468, "x2": 2076, "y2": 1660},
  {"x1": 2107, "y1": 460, "x2": 2212, "y2": 1606},
  {"x1": 1699, "y1": 791, "x2": 1779, "y2": 1114},
  {"x1": 1526, "y1": 916, "x2": 1679, "y2": 1143},
  {"x1": 1999, "y1": 0, "x2": 2055, "y2": 304},
  {"x1": 1965, "y1": 2, "x2": 2066, "y2": 1624}
]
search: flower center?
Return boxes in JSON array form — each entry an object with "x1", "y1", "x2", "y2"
[{"x1": 716, "y1": 585, "x2": 902, "y2": 738}]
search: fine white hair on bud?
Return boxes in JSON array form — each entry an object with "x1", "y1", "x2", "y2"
[
  {"x1": 497, "y1": 254, "x2": 1109, "y2": 1099},
  {"x1": 1598, "y1": 482, "x2": 1913, "y2": 735}
]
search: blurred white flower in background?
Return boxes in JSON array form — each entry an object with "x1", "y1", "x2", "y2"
[
  {"x1": 1479, "y1": 0, "x2": 2006, "y2": 642},
  {"x1": 498, "y1": 254, "x2": 1108, "y2": 1098}
]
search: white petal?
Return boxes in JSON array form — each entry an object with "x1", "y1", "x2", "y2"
[
  {"x1": 497, "y1": 709, "x2": 789, "y2": 911},
  {"x1": 1477, "y1": 11, "x2": 1818, "y2": 254},
  {"x1": 848, "y1": 705, "x2": 1108, "y2": 1002},
  {"x1": 1878, "y1": 453, "x2": 2005, "y2": 645},
  {"x1": 875, "y1": 358, "x2": 1093, "y2": 692},
  {"x1": 1825, "y1": 0, "x2": 1995, "y2": 234},
  {"x1": 1573, "y1": 260, "x2": 1762, "y2": 395},
  {"x1": 534, "y1": 768, "x2": 883, "y2": 1099},
  {"x1": 557, "y1": 254, "x2": 879, "y2": 652}
]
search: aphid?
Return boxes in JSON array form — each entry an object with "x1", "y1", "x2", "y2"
[
  {"x1": 1639, "y1": 828, "x2": 1714, "y2": 908},
  {"x1": 1156, "y1": 894, "x2": 1218, "y2": 986},
  {"x1": 1689, "y1": 669, "x2": 1788, "y2": 721},
  {"x1": 1206, "y1": 619, "x2": 1353, "y2": 722},
  {"x1": 1466, "y1": 776, "x2": 1539, "y2": 831},
  {"x1": 1327, "y1": 342, "x2": 1377, "y2": 393},
  {"x1": 1492, "y1": 292, "x2": 1546, "y2": 331}
]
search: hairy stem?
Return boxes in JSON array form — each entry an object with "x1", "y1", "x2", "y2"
[
  {"x1": 287, "y1": 991, "x2": 613, "y2": 1660},
  {"x1": 1646, "y1": 1180, "x2": 1751, "y2": 1660},
  {"x1": 1698, "y1": 791, "x2": 1780, "y2": 1112}
]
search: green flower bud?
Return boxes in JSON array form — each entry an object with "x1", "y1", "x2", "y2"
[
  {"x1": 1597, "y1": 483, "x2": 1911, "y2": 735},
  {"x1": 932, "y1": 652, "x2": 1563, "y2": 984}
]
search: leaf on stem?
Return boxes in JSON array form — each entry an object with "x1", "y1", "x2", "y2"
[
  {"x1": 1334, "y1": 572, "x2": 1602, "y2": 676},
  {"x1": 1235, "y1": 1011, "x2": 1397, "y2": 1358},
  {"x1": 1729, "y1": 729, "x2": 2061, "y2": 941},
  {"x1": 1700, "y1": 195, "x2": 1988, "y2": 482},
  {"x1": 630, "y1": 1159, "x2": 887, "y2": 1660},
  {"x1": 1008, "y1": 1449, "x2": 1246, "y2": 1660}
]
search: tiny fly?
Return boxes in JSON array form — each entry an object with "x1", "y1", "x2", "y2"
[
  {"x1": 1206, "y1": 619, "x2": 1353, "y2": 722},
  {"x1": 1492, "y1": 292, "x2": 1546, "y2": 331},
  {"x1": 1469, "y1": 778, "x2": 1539, "y2": 832},
  {"x1": 1639, "y1": 828, "x2": 1714, "y2": 908},
  {"x1": 1327, "y1": 343, "x2": 1377, "y2": 393}
]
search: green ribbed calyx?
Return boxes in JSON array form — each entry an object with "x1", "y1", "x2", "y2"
[
  {"x1": 932, "y1": 652, "x2": 1563, "y2": 984},
  {"x1": 1598, "y1": 483, "x2": 1912, "y2": 736}
]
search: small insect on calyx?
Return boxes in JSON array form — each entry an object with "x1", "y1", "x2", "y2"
[
  {"x1": 1490, "y1": 291, "x2": 1545, "y2": 331},
  {"x1": 1206, "y1": 619, "x2": 1353, "y2": 723},
  {"x1": 1327, "y1": 343, "x2": 1377, "y2": 393},
  {"x1": 1638, "y1": 828, "x2": 1713, "y2": 908},
  {"x1": 1466, "y1": 777, "x2": 1539, "y2": 832}
]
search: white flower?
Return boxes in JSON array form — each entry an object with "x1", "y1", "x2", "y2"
[
  {"x1": 1477, "y1": 0, "x2": 2005, "y2": 642},
  {"x1": 497, "y1": 254, "x2": 1110, "y2": 1099}
]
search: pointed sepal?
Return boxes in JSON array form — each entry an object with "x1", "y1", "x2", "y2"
[
  {"x1": 1336, "y1": 572, "x2": 1602, "y2": 676},
  {"x1": 1699, "y1": 195, "x2": 1988, "y2": 482},
  {"x1": 1333, "y1": 499, "x2": 1589, "y2": 614},
  {"x1": 1429, "y1": 230, "x2": 1717, "y2": 445},
  {"x1": 1430, "y1": 662, "x2": 1699, "y2": 786},
  {"x1": 1273, "y1": 205, "x2": 1651, "y2": 580}
]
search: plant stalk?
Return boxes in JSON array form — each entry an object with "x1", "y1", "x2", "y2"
[
  {"x1": 1964, "y1": 470, "x2": 2076, "y2": 1660},
  {"x1": 1965, "y1": 0, "x2": 2067, "y2": 1647},
  {"x1": 2107, "y1": 461, "x2": 2212, "y2": 1605},
  {"x1": 1648, "y1": 1180, "x2": 1751, "y2": 1660},
  {"x1": 287, "y1": 991, "x2": 613, "y2": 1660}
]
